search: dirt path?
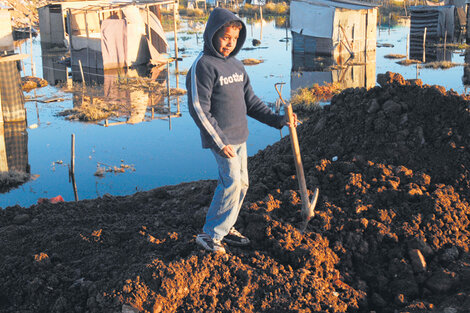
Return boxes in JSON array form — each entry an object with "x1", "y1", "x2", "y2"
[{"x1": 1, "y1": 72, "x2": 469, "y2": 312}]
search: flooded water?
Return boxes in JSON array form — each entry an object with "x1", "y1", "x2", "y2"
[{"x1": 1, "y1": 17, "x2": 468, "y2": 208}]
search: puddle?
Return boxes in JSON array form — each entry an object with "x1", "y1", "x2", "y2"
[{"x1": 1, "y1": 18, "x2": 469, "y2": 208}]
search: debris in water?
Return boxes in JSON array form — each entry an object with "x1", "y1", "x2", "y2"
[
  {"x1": 21, "y1": 76, "x2": 48, "y2": 91},
  {"x1": 384, "y1": 53, "x2": 406, "y2": 59},
  {"x1": 242, "y1": 58, "x2": 264, "y2": 65},
  {"x1": 94, "y1": 162, "x2": 136, "y2": 177}
]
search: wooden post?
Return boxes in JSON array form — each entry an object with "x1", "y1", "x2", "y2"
[
  {"x1": 67, "y1": 9, "x2": 73, "y2": 51},
  {"x1": 379, "y1": 13, "x2": 381, "y2": 32},
  {"x1": 70, "y1": 133, "x2": 78, "y2": 202},
  {"x1": 71, "y1": 172, "x2": 79, "y2": 201},
  {"x1": 30, "y1": 17, "x2": 34, "y2": 76},
  {"x1": 78, "y1": 60, "x2": 85, "y2": 85},
  {"x1": 260, "y1": 6, "x2": 263, "y2": 41},
  {"x1": 422, "y1": 27, "x2": 427, "y2": 63},
  {"x1": 166, "y1": 61, "x2": 171, "y2": 109},
  {"x1": 71, "y1": 134, "x2": 75, "y2": 176},
  {"x1": 173, "y1": 1, "x2": 178, "y2": 62},
  {"x1": 388, "y1": 13, "x2": 391, "y2": 34},
  {"x1": 285, "y1": 21, "x2": 288, "y2": 50},
  {"x1": 444, "y1": 30, "x2": 447, "y2": 61},
  {"x1": 18, "y1": 44, "x2": 25, "y2": 74},
  {"x1": 34, "y1": 89, "x2": 40, "y2": 125},
  {"x1": 175, "y1": 59, "x2": 179, "y2": 88},
  {"x1": 406, "y1": 33, "x2": 409, "y2": 60},
  {"x1": 84, "y1": 10, "x2": 90, "y2": 78}
]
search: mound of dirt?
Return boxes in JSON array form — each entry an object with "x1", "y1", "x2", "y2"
[{"x1": 1, "y1": 72, "x2": 470, "y2": 313}]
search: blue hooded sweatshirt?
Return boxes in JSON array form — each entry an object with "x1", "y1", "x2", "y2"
[{"x1": 186, "y1": 8, "x2": 285, "y2": 151}]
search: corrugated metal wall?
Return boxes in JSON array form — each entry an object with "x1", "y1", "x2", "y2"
[{"x1": 292, "y1": 32, "x2": 333, "y2": 55}]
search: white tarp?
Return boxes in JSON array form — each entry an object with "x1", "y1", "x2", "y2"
[
  {"x1": 123, "y1": 6, "x2": 150, "y2": 65},
  {"x1": 100, "y1": 19, "x2": 128, "y2": 68},
  {"x1": 290, "y1": 1, "x2": 334, "y2": 38}
]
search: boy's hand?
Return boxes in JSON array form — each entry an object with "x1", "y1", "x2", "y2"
[
  {"x1": 220, "y1": 145, "x2": 236, "y2": 158},
  {"x1": 284, "y1": 113, "x2": 300, "y2": 128}
]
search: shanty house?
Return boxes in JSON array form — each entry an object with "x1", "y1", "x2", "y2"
[
  {"x1": 290, "y1": 0, "x2": 378, "y2": 59},
  {"x1": 39, "y1": 0, "x2": 175, "y2": 71},
  {"x1": 409, "y1": 5, "x2": 456, "y2": 42}
]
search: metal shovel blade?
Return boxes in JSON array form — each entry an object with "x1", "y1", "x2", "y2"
[
  {"x1": 300, "y1": 187, "x2": 319, "y2": 233},
  {"x1": 304, "y1": 187, "x2": 319, "y2": 221}
]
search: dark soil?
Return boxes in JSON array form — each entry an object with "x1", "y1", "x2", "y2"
[{"x1": 1, "y1": 72, "x2": 470, "y2": 313}]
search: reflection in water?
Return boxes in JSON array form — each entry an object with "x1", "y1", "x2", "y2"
[
  {"x1": 0, "y1": 57, "x2": 30, "y2": 192},
  {"x1": 463, "y1": 48, "x2": 470, "y2": 88},
  {"x1": 0, "y1": 121, "x2": 30, "y2": 193},
  {"x1": 41, "y1": 50, "x2": 68, "y2": 85},
  {"x1": 0, "y1": 121, "x2": 29, "y2": 173},
  {"x1": 64, "y1": 62, "x2": 182, "y2": 126},
  {"x1": 409, "y1": 36, "x2": 453, "y2": 62},
  {"x1": 291, "y1": 50, "x2": 376, "y2": 93},
  {"x1": 40, "y1": 43, "x2": 183, "y2": 127}
]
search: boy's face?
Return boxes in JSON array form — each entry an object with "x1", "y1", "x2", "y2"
[{"x1": 214, "y1": 26, "x2": 240, "y2": 57}]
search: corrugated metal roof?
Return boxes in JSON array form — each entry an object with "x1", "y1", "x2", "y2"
[{"x1": 410, "y1": 4, "x2": 454, "y2": 11}]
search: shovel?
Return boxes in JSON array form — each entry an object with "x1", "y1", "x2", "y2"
[{"x1": 275, "y1": 83, "x2": 319, "y2": 232}]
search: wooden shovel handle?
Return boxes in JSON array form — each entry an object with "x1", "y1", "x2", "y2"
[{"x1": 274, "y1": 84, "x2": 311, "y2": 220}]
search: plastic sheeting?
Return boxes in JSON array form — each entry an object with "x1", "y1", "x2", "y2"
[
  {"x1": 100, "y1": 19, "x2": 128, "y2": 69},
  {"x1": 139, "y1": 9, "x2": 168, "y2": 48}
]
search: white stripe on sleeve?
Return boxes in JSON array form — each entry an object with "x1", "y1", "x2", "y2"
[{"x1": 190, "y1": 52, "x2": 225, "y2": 150}]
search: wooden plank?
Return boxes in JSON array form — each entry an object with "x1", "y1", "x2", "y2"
[{"x1": 0, "y1": 54, "x2": 29, "y2": 63}]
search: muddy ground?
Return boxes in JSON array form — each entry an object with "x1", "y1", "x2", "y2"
[{"x1": 1, "y1": 72, "x2": 470, "y2": 313}]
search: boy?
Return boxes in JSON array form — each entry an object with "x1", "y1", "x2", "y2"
[{"x1": 186, "y1": 8, "x2": 295, "y2": 253}]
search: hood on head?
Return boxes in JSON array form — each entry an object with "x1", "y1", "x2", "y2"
[{"x1": 203, "y1": 7, "x2": 246, "y2": 58}]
